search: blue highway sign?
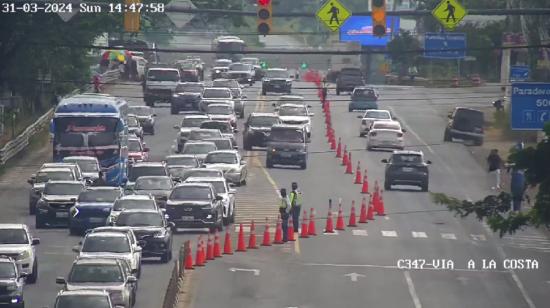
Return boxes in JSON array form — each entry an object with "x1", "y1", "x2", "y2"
[
  {"x1": 511, "y1": 83, "x2": 550, "y2": 130},
  {"x1": 510, "y1": 65, "x2": 529, "y2": 82},
  {"x1": 423, "y1": 32, "x2": 466, "y2": 59}
]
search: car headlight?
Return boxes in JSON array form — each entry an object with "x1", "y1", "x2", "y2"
[
  {"x1": 215, "y1": 70, "x2": 220, "y2": 73},
  {"x1": 17, "y1": 250, "x2": 31, "y2": 260},
  {"x1": 70, "y1": 206, "x2": 79, "y2": 217},
  {"x1": 227, "y1": 168, "x2": 239, "y2": 173}
]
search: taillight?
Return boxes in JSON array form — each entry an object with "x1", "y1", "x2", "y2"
[
  {"x1": 369, "y1": 132, "x2": 377, "y2": 136},
  {"x1": 397, "y1": 132, "x2": 403, "y2": 137}
]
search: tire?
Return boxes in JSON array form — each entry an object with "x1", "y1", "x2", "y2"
[
  {"x1": 359, "y1": 132, "x2": 365, "y2": 137},
  {"x1": 300, "y1": 161, "x2": 307, "y2": 170},
  {"x1": 29, "y1": 203, "x2": 36, "y2": 215},
  {"x1": 150, "y1": 127, "x2": 155, "y2": 135},
  {"x1": 35, "y1": 216, "x2": 46, "y2": 229},
  {"x1": 443, "y1": 128, "x2": 451, "y2": 142},
  {"x1": 136, "y1": 265, "x2": 142, "y2": 278},
  {"x1": 384, "y1": 181, "x2": 391, "y2": 191},
  {"x1": 367, "y1": 145, "x2": 373, "y2": 151},
  {"x1": 27, "y1": 259, "x2": 38, "y2": 284},
  {"x1": 239, "y1": 111, "x2": 245, "y2": 119},
  {"x1": 177, "y1": 144, "x2": 183, "y2": 153},
  {"x1": 349, "y1": 106, "x2": 353, "y2": 112},
  {"x1": 421, "y1": 181, "x2": 429, "y2": 192},
  {"x1": 336, "y1": 88, "x2": 341, "y2": 95},
  {"x1": 266, "y1": 158, "x2": 273, "y2": 168},
  {"x1": 223, "y1": 215, "x2": 230, "y2": 226},
  {"x1": 241, "y1": 179, "x2": 247, "y2": 186},
  {"x1": 160, "y1": 249, "x2": 171, "y2": 263},
  {"x1": 474, "y1": 138, "x2": 483, "y2": 146},
  {"x1": 262, "y1": 89, "x2": 267, "y2": 95},
  {"x1": 170, "y1": 105, "x2": 178, "y2": 115}
]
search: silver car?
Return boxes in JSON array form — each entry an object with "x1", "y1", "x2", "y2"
[
  {"x1": 53, "y1": 289, "x2": 122, "y2": 308},
  {"x1": 202, "y1": 150, "x2": 247, "y2": 186},
  {"x1": 62, "y1": 156, "x2": 102, "y2": 185},
  {"x1": 182, "y1": 141, "x2": 218, "y2": 163}
]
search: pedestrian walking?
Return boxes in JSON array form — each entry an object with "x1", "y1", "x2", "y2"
[
  {"x1": 510, "y1": 167, "x2": 527, "y2": 212},
  {"x1": 289, "y1": 182, "x2": 302, "y2": 231},
  {"x1": 487, "y1": 149, "x2": 503, "y2": 190},
  {"x1": 279, "y1": 188, "x2": 292, "y2": 242}
]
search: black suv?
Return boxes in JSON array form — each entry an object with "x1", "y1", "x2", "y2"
[
  {"x1": 243, "y1": 113, "x2": 281, "y2": 150},
  {"x1": 265, "y1": 124, "x2": 308, "y2": 169},
  {"x1": 166, "y1": 183, "x2": 224, "y2": 231},
  {"x1": 444, "y1": 107, "x2": 484, "y2": 145},
  {"x1": 170, "y1": 82, "x2": 204, "y2": 114},
  {"x1": 0, "y1": 256, "x2": 25, "y2": 308},
  {"x1": 35, "y1": 181, "x2": 86, "y2": 228},
  {"x1": 261, "y1": 68, "x2": 292, "y2": 95},
  {"x1": 382, "y1": 150, "x2": 432, "y2": 192},
  {"x1": 336, "y1": 68, "x2": 366, "y2": 95}
]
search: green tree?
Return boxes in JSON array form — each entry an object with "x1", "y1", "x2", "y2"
[
  {"x1": 387, "y1": 30, "x2": 421, "y2": 75},
  {"x1": 432, "y1": 122, "x2": 550, "y2": 236}
]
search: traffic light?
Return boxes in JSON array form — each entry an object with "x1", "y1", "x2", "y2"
[
  {"x1": 257, "y1": 0, "x2": 272, "y2": 36},
  {"x1": 124, "y1": 0, "x2": 140, "y2": 33},
  {"x1": 300, "y1": 62, "x2": 308, "y2": 69},
  {"x1": 260, "y1": 61, "x2": 268, "y2": 69},
  {"x1": 371, "y1": 0, "x2": 386, "y2": 37}
]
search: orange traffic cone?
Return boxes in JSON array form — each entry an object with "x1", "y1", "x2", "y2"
[
  {"x1": 206, "y1": 235, "x2": 214, "y2": 260},
  {"x1": 361, "y1": 174, "x2": 369, "y2": 194},
  {"x1": 330, "y1": 135, "x2": 336, "y2": 150},
  {"x1": 300, "y1": 210, "x2": 309, "y2": 238},
  {"x1": 354, "y1": 162, "x2": 362, "y2": 183},
  {"x1": 213, "y1": 231, "x2": 222, "y2": 258},
  {"x1": 223, "y1": 229, "x2": 233, "y2": 255},
  {"x1": 336, "y1": 138, "x2": 342, "y2": 158},
  {"x1": 195, "y1": 237, "x2": 204, "y2": 267},
  {"x1": 348, "y1": 200, "x2": 357, "y2": 227},
  {"x1": 288, "y1": 217, "x2": 295, "y2": 241},
  {"x1": 342, "y1": 146, "x2": 348, "y2": 165},
  {"x1": 377, "y1": 190, "x2": 386, "y2": 216},
  {"x1": 274, "y1": 215, "x2": 284, "y2": 244},
  {"x1": 308, "y1": 208, "x2": 317, "y2": 236},
  {"x1": 201, "y1": 238, "x2": 207, "y2": 264},
  {"x1": 336, "y1": 202, "x2": 346, "y2": 230},
  {"x1": 367, "y1": 196, "x2": 375, "y2": 220},
  {"x1": 261, "y1": 218, "x2": 271, "y2": 246},
  {"x1": 324, "y1": 200, "x2": 334, "y2": 233},
  {"x1": 184, "y1": 242, "x2": 194, "y2": 270},
  {"x1": 345, "y1": 158, "x2": 353, "y2": 174},
  {"x1": 248, "y1": 220, "x2": 258, "y2": 249},
  {"x1": 359, "y1": 197, "x2": 368, "y2": 223},
  {"x1": 236, "y1": 224, "x2": 246, "y2": 252}
]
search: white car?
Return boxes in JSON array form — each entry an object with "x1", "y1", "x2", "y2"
[
  {"x1": 366, "y1": 120, "x2": 405, "y2": 151},
  {"x1": 182, "y1": 141, "x2": 218, "y2": 163},
  {"x1": 206, "y1": 104, "x2": 237, "y2": 127},
  {"x1": 277, "y1": 103, "x2": 314, "y2": 138},
  {"x1": 0, "y1": 224, "x2": 40, "y2": 283},
  {"x1": 273, "y1": 95, "x2": 305, "y2": 110},
  {"x1": 202, "y1": 150, "x2": 247, "y2": 186},
  {"x1": 108, "y1": 195, "x2": 159, "y2": 225},
  {"x1": 358, "y1": 109, "x2": 393, "y2": 137},
  {"x1": 173, "y1": 114, "x2": 211, "y2": 153},
  {"x1": 62, "y1": 156, "x2": 102, "y2": 184},
  {"x1": 184, "y1": 176, "x2": 236, "y2": 225}
]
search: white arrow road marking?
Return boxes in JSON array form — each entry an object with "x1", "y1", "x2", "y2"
[
  {"x1": 352, "y1": 229, "x2": 368, "y2": 236},
  {"x1": 381, "y1": 230, "x2": 398, "y2": 237},
  {"x1": 344, "y1": 272, "x2": 365, "y2": 282},
  {"x1": 404, "y1": 271, "x2": 423, "y2": 308},
  {"x1": 441, "y1": 233, "x2": 457, "y2": 240},
  {"x1": 412, "y1": 231, "x2": 428, "y2": 238},
  {"x1": 228, "y1": 268, "x2": 260, "y2": 276}
]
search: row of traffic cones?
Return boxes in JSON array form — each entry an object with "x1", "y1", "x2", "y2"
[{"x1": 323, "y1": 194, "x2": 385, "y2": 233}]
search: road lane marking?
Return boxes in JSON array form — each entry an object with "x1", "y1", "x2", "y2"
[
  {"x1": 304, "y1": 262, "x2": 509, "y2": 273},
  {"x1": 470, "y1": 234, "x2": 487, "y2": 241},
  {"x1": 352, "y1": 229, "x2": 368, "y2": 236},
  {"x1": 441, "y1": 233, "x2": 457, "y2": 240},
  {"x1": 404, "y1": 271, "x2": 423, "y2": 308},
  {"x1": 323, "y1": 230, "x2": 339, "y2": 235},
  {"x1": 381, "y1": 230, "x2": 398, "y2": 237},
  {"x1": 228, "y1": 267, "x2": 260, "y2": 276},
  {"x1": 412, "y1": 231, "x2": 428, "y2": 238},
  {"x1": 344, "y1": 272, "x2": 365, "y2": 282}
]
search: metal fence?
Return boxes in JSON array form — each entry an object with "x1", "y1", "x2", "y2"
[
  {"x1": 0, "y1": 69, "x2": 120, "y2": 165},
  {"x1": 162, "y1": 241, "x2": 190, "y2": 308}
]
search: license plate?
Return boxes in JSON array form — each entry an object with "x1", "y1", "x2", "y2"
[
  {"x1": 273, "y1": 84, "x2": 281, "y2": 88},
  {"x1": 280, "y1": 152, "x2": 292, "y2": 157},
  {"x1": 56, "y1": 212, "x2": 69, "y2": 218},
  {"x1": 89, "y1": 217, "x2": 105, "y2": 223},
  {"x1": 402, "y1": 167, "x2": 414, "y2": 172},
  {"x1": 181, "y1": 216, "x2": 194, "y2": 221}
]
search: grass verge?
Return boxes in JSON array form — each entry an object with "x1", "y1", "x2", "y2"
[{"x1": 0, "y1": 126, "x2": 50, "y2": 177}]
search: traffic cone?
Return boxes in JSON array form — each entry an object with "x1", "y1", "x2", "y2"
[
  {"x1": 345, "y1": 158, "x2": 353, "y2": 174},
  {"x1": 201, "y1": 238, "x2": 207, "y2": 264},
  {"x1": 261, "y1": 218, "x2": 272, "y2": 246},
  {"x1": 308, "y1": 208, "x2": 317, "y2": 236},
  {"x1": 274, "y1": 215, "x2": 284, "y2": 244},
  {"x1": 377, "y1": 190, "x2": 386, "y2": 216},
  {"x1": 248, "y1": 220, "x2": 258, "y2": 249},
  {"x1": 361, "y1": 174, "x2": 369, "y2": 194},
  {"x1": 206, "y1": 234, "x2": 214, "y2": 260},
  {"x1": 184, "y1": 242, "x2": 194, "y2": 270},
  {"x1": 367, "y1": 196, "x2": 375, "y2": 220},
  {"x1": 330, "y1": 135, "x2": 336, "y2": 150},
  {"x1": 236, "y1": 224, "x2": 246, "y2": 252},
  {"x1": 336, "y1": 202, "x2": 345, "y2": 230},
  {"x1": 213, "y1": 231, "x2": 222, "y2": 258},
  {"x1": 354, "y1": 162, "x2": 362, "y2": 183},
  {"x1": 288, "y1": 217, "x2": 295, "y2": 241},
  {"x1": 348, "y1": 200, "x2": 357, "y2": 227},
  {"x1": 324, "y1": 200, "x2": 334, "y2": 233},
  {"x1": 336, "y1": 138, "x2": 342, "y2": 158},
  {"x1": 342, "y1": 146, "x2": 348, "y2": 165},
  {"x1": 195, "y1": 237, "x2": 204, "y2": 267},
  {"x1": 223, "y1": 229, "x2": 233, "y2": 255},
  {"x1": 359, "y1": 197, "x2": 368, "y2": 223},
  {"x1": 300, "y1": 210, "x2": 309, "y2": 238}
]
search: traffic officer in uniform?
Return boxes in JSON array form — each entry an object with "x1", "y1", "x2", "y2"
[
  {"x1": 279, "y1": 188, "x2": 292, "y2": 242},
  {"x1": 289, "y1": 182, "x2": 302, "y2": 231}
]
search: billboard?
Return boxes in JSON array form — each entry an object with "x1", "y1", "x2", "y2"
[{"x1": 339, "y1": 16, "x2": 400, "y2": 47}]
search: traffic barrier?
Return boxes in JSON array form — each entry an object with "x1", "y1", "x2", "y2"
[
  {"x1": 324, "y1": 200, "x2": 334, "y2": 233},
  {"x1": 348, "y1": 200, "x2": 357, "y2": 227},
  {"x1": 361, "y1": 174, "x2": 369, "y2": 194},
  {"x1": 184, "y1": 242, "x2": 194, "y2": 270},
  {"x1": 288, "y1": 217, "x2": 296, "y2": 241},
  {"x1": 377, "y1": 190, "x2": 386, "y2": 216},
  {"x1": 223, "y1": 229, "x2": 233, "y2": 255},
  {"x1": 195, "y1": 237, "x2": 205, "y2": 267},
  {"x1": 308, "y1": 208, "x2": 317, "y2": 236},
  {"x1": 336, "y1": 202, "x2": 346, "y2": 231},
  {"x1": 354, "y1": 162, "x2": 362, "y2": 184},
  {"x1": 359, "y1": 197, "x2": 368, "y2": 223},
  {"x1": 236, "y1": 224, "x2": 247, "y2": 252},
  {"x1": 367, "y1": 196, "x2": 375, "y2": 220},
  {"x1": 213, "y1": 231, "x2": 222, "y2": 258},
  {"x1": 336, "y1": 138, "x2": 342, "y2": 157},
  {"x1": 300, "y1": 210, "x2": 309, "y2": 238},
  {"x1": 248, "y1": 220, "x2": 258, "y2": 249},
  {"x1": 262, "y1": 218, "x2": 272, "y2": 246},
  {"x1": 274, "y1": 215, "x2": 284, "y2": 244},
  {"x1": 206, "y1": 235, "x2": 214, "y2": 260},
  {"x1": 342, "y1": 146, "x2": 348, "y2": 165}
]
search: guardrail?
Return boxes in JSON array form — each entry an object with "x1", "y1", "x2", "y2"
[
  {"x1": 162, "y1": 241, "x2": 189, "y2": 308},
  {"x1": 0, "y1": 69, "x2": 120, "y2": 165}
]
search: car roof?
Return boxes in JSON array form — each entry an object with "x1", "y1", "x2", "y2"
[
  {"x1": 207, "y1": 104, "x2": 232, "y2": 108},
  {"x1": 57, "y1": 289, "x2": 110, "y2": 297},
  {"x1": 279, "y1": 103, "x2": 306, "y2": 108},
  {"x1": 267, "y1": 68, "x2": 288, "y2": 71},
  {"x1": 279, "y1": 95, "x2": 304, "y2": 100},
  {"x1": 392, "y1": 150, "x2": 423, "y2": 156},
  {"x1": 85, "y1": 231, "x2": 127, "y2": 238},
  {"x1": 204, "y1": 137, "x2": 231, "y2": 142},
  {"x1": 185, "y1": 168, "x2": 223, "y2": 173},
  {"x1": 128, "y1": 137, "x2": 141, "y2": 142},
  {"x1": 84, "y1": 186, "x2": 121, "y2": 192},
  {"x1": 38, "y1": 167, "x2": 73, "y2": 173},
  {"x1": 131, "y1": 162, "x2": 165, "y2": 167},
  {"x1": 177, "y1": 82, "x2": 204, "y2": 86},
  {"x1": 372, "y1": 120, "x2": 401, "y2": 127},
  {"x1": 118, "y1": 194, "x2": 154, "y2": 200},
  {"x1": 74, "y1": 257, "x2": 120, "y2": 265},
  {"x1": 45, "y1": 180, "x2": 83, "y2": 185},
  {"x1": 174, "y1": 182, "x2": 213, "y2": 188},
  {"x1": 249, "y1": 112, "x2": 279, "y2": 117},
  {"x1": 183, "y1": 114, "x2": 209, "y2": 119},
  {"x1": 63, "y1": 156, "x2": 98, "y2": 162},
  {"x1": 0, "y1": 223, "x2": 27, "y2": 230},
  {"x1": 185, "y1": 141, "x2": 217, "y2": 146},
  {"x1": 90, "y1": 226, "x2": 134, "y2": 233},
  {"x1": 204, "y1": 87, "x2": 231, "y2": 91},
  {"x1": 135, "y1": 175, "x2": 171, "y2": 181},
  {"x1": 191, "y1": 128, "x2": 221, "y2": 132},
  {"x1": 206, "y1": 150, "x2": 238, "y2": 155},
  {"x1": 166, "y1": 154, "x2": 197, "y2": 159},
  {"x1": 185, "y1": 177, "x2": 226, "y2": 183},
  {"x1": 119, "y1": 209, "x2": 160, "y2": 215},
  {"x1": 129, "y1": 105, "x2": 152, "y2": 109},
  {"x1": 42, "y1": 162, "x2": 78, "y2": 168},
  {"x1": 148, "y1": 67, "x2": 178, "y2": 71}
]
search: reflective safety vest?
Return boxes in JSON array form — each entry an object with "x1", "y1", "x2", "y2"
[
  {"x1": 279, "y1": 197, "x2": 291, "y2": 213},
  {"x1": 290, "y1": 190, "x2": 303, "y2": 207}
]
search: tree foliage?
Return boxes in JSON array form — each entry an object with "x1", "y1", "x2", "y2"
[
  {"x1": 432, "y1": 122, "x2": 550, "y2": 236},
  {"x1": 387, "y1": 30, "x2": 421, "y2": 73}
]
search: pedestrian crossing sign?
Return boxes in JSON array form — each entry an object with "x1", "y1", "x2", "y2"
[
  {"x1": 432, "y1": 0, "x2": 467, "y2": 30},
  {"x1": 316, "y1": 0, "x2": 352, "y2": 32}
]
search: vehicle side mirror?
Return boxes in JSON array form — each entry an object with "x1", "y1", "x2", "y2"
[
  {"x1": 447, "y1": 112, "x2": 453, "y2": 119},
  {"x1": 307, "y1": 105, "x2": 312, "y2": 108},
  {"x1": 135, "y1": 246, "x2": 142, "y2": 252},
  {"x1": 19, "y1": 272, "x2": 28, "y2": 278},
  {"x1": 381, "y1": 159, "x2": 389, "y2": 163},
  {"x1": 242, "y1": 95, "x2": 247, "y2": 99},
  {"x1": 144, "y1": 147, "x2": 150, "y2": 152},
  {"x1": 55, "y1": 277, "x2": 66, "y2": 284},
  {"x1": 72, "y1": 246, "x2": 81, "y2": 253},
  {"x1": 173, "y1": 125, "x2": 181, "y2": 129},
  {"x1": 272, "y1": 103, "x2": 276, "y2": 107},
  {"x1": 426, "y1": 160, "x2": 432, "y2": 165},
  {"x1": 229, "y1": 189, "x2": 236, "y2": 194},
  {"x1": 32, "y1": 238, "x2": 40, "y2": 245},
  {"x1": 153, "y1": 114, "x2": 157, "y2": 117},
  {"x1": 402, "y1": 129, "x2": 407, "y2": 133},
  {"x1": 215, "y1": 195, "x2": 223, "y2": 201},
  {"x1": 233, "y1": 146, "x2": 239, "y2": 150},
  {"x1": 127, "y1": 276, "x2": 138, "y2": 283},
  {"x1": 309, "y1": 113, "x2": 315, "y2": 117},
  {"x1": 70, "y1": 198, "x2": 76, "y2": 202},
  {"x1": 240, "y1": 160, "x2": 246, "y2": 165},
  {"x1": 357, "y1": 115, "x2": 363, "y2": 119},
  {"x1": 168, "y1": 222, "x2": 176, "y2": 228}
]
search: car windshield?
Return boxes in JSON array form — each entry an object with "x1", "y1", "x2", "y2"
[
  {"x1": 68, "y1": 264, "x2": 123, "y2": 283},
  {"x1": 229, "y1": 63, "x2": 251, "y2": 71},
  {"x1": 184, "y1": 170, "x2": 221, "y2": 179},
  {"x1": 167, "y1": 167, "x2": 190, "y2": 179},
  {"x1": 279, "y1": 106, "x2": 307, "y2": 116},
  {"x1": 341, "y1": 69, "x2": 362, "y2": 76},
  {"x1": 113, "y1": 199, "x2": 156, "y2": 211},
  {"x1": 78, "y1": 190, "x2": 120, "y2": 202},
  {"x1": 454, "y1": 109, "x2": 484, "y2": 127},
  {"x1": 372, "y1": 123, "x2": 401, "y2": 130},
  {"x1": 81, "y1": 236, "x2": 131, "y2": 253},
  {"x1": 190, "y1": 181, "x2": 226, "y2": 194},
  {"x1": 215, "y1": 60, "x2": 231, "y2": 67},
  {"x1": 207, "y1": 139, "x2": 231, "y2": 150},
  {"x1": 183, "y1": 143, "x2": 217, "y2": 155},
  {"x1": 63, "y1": 159, "x2": 98, "y2": 173},
  {"x1": 116, "y1": 212, "x2": 163, "y2": 227},
  {"x1": 241, "y1": 58, "x2": 259, "y2": 65},
  {"x1": 208, "y1": 105, "x2": 232, "y2": 115},
  {"x1": 127, "y1": 117, "x2": 139, "y2": 127},
  {"x1": 213, "y1": 80, "x2": 239, "y2": 88},
  {"x1": 170, "y1": 186, "x2": 212, "y2": 200},
  {"x1": 201, "y1": 122, "x2": 232, "y2": 133},
  {"x1": 55, "y1": 295, "x2": 111, "y2": 308},
  {"x1": 128, "y1": 166, "x2": 166, "y2": 181},
  {"x1": 205, "y1": 152, "x2": 238, "y2": 164},
  {"x1": 353, "y1": 89, "x2": 376, "y2": 99},
  {"x1": 365, "y1": 111, "x2": 390, "y2": 119},
  {"x1": 176, "y1": 84, "x2": 203, "y2": 93},
  {"x1": 128, "y1": 139, "x2": 142, "y2": 152},
  {"x1": 203, "y1": 88, "x2": 231, "y2": 98},
  {"x1": 269, "y1": 129, "x2": 304, "y2": 143},
  {"x1": 36, "y1": 170, "x2": 74, "y2": 183},
  {"x1": 249, "y1": 116, "x2": 279, "y2": 127},
  {"x1": 178, "y1": 62, "x2": 195, "y2": 69},
  {"x1": 44, "y1": 183, "x2": 84, "y2": 195},
  {"x1": 0, "y1": 263, "x2": 16, "y2": 279},
  {"x1": 266, "y1": 70, "x2": 289, "y2": 78},
  {"x1": 147, "y1": 70, "x2": 179, "y2": 81},
  {"x1": 166, "y1": 156, "x2": 197, "y2": 166},
  {"x1": 182, "y1": 117, "x2": 207, "y2": 127},
  {"x1": 393, "y1": 154, "x2": 423, "y2": 164},
  {"x1": 128, "y1": 107, "x2": 152, "y2": 116},
  {"x1": 135, "y1": 177, "x2": 172, "y2": 190},
  {"x1": 189, "y1": 130, "x2": 221, "y2": 139},
  {"x1": 0, "y1": 229, "x2": 28, "y2": 244}
]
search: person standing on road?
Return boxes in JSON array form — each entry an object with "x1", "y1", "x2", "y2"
[
  {"x1": 279, "y1": 188, "x2": 292, "y2": 242},
  {"x1": 487, "y1": 149, "x2": 503, "y2": 190},
  {"x1": 289, "y1": 182, "x2": 302, "y2": 231}
]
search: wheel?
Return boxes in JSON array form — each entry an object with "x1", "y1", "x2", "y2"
[
  {"x1": 349, "y1": 106, "x2": 353, "y2": 112},
  {"x1": 266, "y1": 158, "x2": 273, "y2": 168},
  {"x1": 150, "y1": 127, "x2": 155, "y2": 135},
  {"x1": 170, "y1": 105, "x2": 178, "y2": 115},
  {"x1": 136, "y1": 265, "x2": 142, "y2": 278},
  {"x1": 223, "y1": 215, "x2": 230, "y2": 226},
  {"x1": 443, "y1": 128, "x2": 451, "y2": 142},
  {"x1": 239, "y1": 111, "x2": 245, "y2": 119},
  {"x1": 230, "y1": 206, "x2": 235, "y2": 223},
  {"x1": 300, "y1": 161, "x2": 307, "y2": 170},
  {"x1": 177, "y1": 144, "x2": 183, "y2": 153},
  {"x1": 35, "y1": 216, "x2": 46, "y2": 229},
  {"x1": 474, "y1": 138, "x2": 483, "y2": 146},
  {"x1": 262, "y1": 88, "x2": 267, "y2": 95},
  {"x1": 243, "y1": 139, "x2": 252, "y2": 150},
  {"x1": 336, "y1": 88, "x2": 341, "y2": 95},
  {"x1": 421, "y1": 182, "x2": 429, "y2": 192},
  {"x1": 27, "y1": 259, "x2": 38, "y2": 284},
  {"x1": 69, "y1": 227, "x2": 80, "y2": 236},
  {"x1": 29, "y1": 203, "x2": 36, "y2": 215},
  {"x1": 384, "y1": 181, "x2": 391, "y2": 191},
  {"x1": 241, "y1": 178, "x2": 247, "y2": 186},
  {"x1": 367, "y1": 145, "x2": 373, "y2": 151},
  {"x1": 359, "y1": 132, "x2": 365, "y2": 137},
  {"x1": 160, "y1": 249, "x2": 171, "y2": 263}
]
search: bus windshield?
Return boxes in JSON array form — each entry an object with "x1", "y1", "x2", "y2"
[{"x1": 53, "y1": 117, "x2": 120, "y2": 147}]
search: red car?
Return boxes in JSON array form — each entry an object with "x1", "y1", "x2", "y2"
[
  {"x1": 176, "y1": 61, "x2": 199, "y2": 82},
  {"x1": 128, "y1": 137, "x2": 150, "y2": 164}
]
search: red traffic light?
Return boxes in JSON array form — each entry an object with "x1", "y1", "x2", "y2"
[{"x1": 258, "y1": 0, "x2": 270, "y2": 5}]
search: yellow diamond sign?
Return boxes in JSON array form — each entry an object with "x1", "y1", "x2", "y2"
[
  {"x1": 432, "y1": 0, "x2": 467, "y2": 30},
  {"x1": 316, "y1": 0, "x2": 352, "y2": 32}
]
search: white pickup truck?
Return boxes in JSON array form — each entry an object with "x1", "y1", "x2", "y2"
[{"x1": 143, "y1": 67, "x2": 180, "y2": 107}]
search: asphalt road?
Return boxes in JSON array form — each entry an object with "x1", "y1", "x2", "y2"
[{"x1": 187, "y1": 82, "x2": 550, "y2": 308}]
